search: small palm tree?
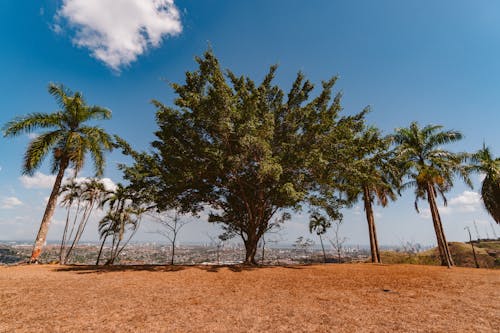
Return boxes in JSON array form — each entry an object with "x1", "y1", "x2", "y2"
[
  {"x1": 2, "y1": 84, "x2": 113, "y2": 263},
  {"x1": 63, "y1": 178, "x2": 106, "y2": 263},
  {"x1": 96, "y1": 183, "x2": 143, "y2": 265},
  {"x1": 59, "y1": 179, "x2": 83, "y2": 263},
  {"x1": 393, "y1": 122, "x2": 471, "y2": 267},
  {"x1": 343, "y1": 128, "x2": 400, "y2": 263},
  {"x1": 309, "y1": 212, "x2": 331, "y2": 263},
  {"x1": 470, "y1": 144, "x2": 500, "y2": 224}
]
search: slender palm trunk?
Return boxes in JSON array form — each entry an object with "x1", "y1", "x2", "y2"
[
  {"x1": 59, "y1": 206, "x2": 72, "y2": 264},
  {"x1": 319, "y1": 234, "x2": 327, "y2": 263},
  {"x1": 65, "y1": 201, "x2": 95, "y2": 263},
  {"x1": 96, "y1": 235, "x2": 108, "y2": 265},
  {"x1": 29, "y1": 159, "x2": 68, "y2": 263},
  {"x1": 170, "y1": 230, "x2": 177, "y2": 265},
  {"x1": 426, "y1": 183, "x2": 454, "y2": 267},
  {"x1": 363, "y1": 186, "x2": 381, "y2": 263}
]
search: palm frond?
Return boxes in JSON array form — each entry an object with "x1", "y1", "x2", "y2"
[
  {"x1": 23, "y1": 130, "x2": 65, "y2": 175},
  {"x1": 2, "y1": 112, "x2": 63, "y2": 137}
]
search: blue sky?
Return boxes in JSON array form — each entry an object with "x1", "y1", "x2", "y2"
[{"x1": 0, "y1": 1, "x2": 499, "y2": 247}]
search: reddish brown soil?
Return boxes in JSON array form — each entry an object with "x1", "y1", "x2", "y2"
[{"x1": 0, "y1": 264, "x2": 498, "y2": 332}]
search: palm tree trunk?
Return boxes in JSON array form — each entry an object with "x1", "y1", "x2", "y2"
[
  {"x1": 426, "y1": 183, "x2": 454, "y2": 267},
  {"x1": 29, "y1": 159, "x2": 68, "y2": 263},
  {"x1": 372, "y1": 216, "x2": 381, "y2": 263},
  {"x1": 363, "y1": 187, "x2": 381, "y2": 263},
  {"x1": 96, "y1": 235, "x2": 107, "y2": 265},
  {"x1": 65, "y1": 201, "x2": 95, "y2": 263},
  {"x1": 59, "y1": 206, "x2": 72, "y2": 264},
  {"x1": 319, "y1": 234, "x2": 327, "y2": 263}
]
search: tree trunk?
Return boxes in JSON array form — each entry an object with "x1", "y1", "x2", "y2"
[
  {"x1": 243, "y1": 238, "x2": 259, "y2": 265},
  {"x1": 59, "y1": 207, "x2": 72, "y2": 264},
  {"x1": 319, "y1": 234, "x2": 327, "y2": 263},
  {"x1": 170, "y1": 240, "x2": 175, "y2": 265},
  {"x1": 29, "y1": 158, "x2": 68, "y2": 263},
  {"x1": 261, "y1": 237, "x2": 266, "y2": 264},
  {"x1": 363, "y1": 186, "x2": 381, "y2": 263},
  {"x1": 96, "y1": 235, "x2": 107, "y2": 266},
  {"x1": 426, "y1": 183, "x2": 454, "y2": 267}
]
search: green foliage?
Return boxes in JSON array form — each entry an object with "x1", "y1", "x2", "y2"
[
  {"x1": 98, "y1": 183, "x2": 145, "y2": 265},
  {"x1": 309, "y1": 212, "x2": 331, "y2": 236},
  {"x1": 393, "y1": 122, "x2": 471, "y2": 211},
  {"x1": 2, "y1": 83, "x2": 114, "y2": 176},
  {"x1": 340, "y1": 126, "x2": 401, "y2": 209},
  {"x1": 470, "y1": 144, "x2": 500, "y2": 223},
  {"x1": 119, "y1": 50, "x2": 367, "y2": 263}
]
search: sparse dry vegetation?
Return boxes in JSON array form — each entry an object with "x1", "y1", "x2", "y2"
[{"x1": 381, "y1": 241, "x2": 499, "y2": 269}]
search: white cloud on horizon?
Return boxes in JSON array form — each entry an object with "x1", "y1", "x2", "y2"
[
  {"x1": 1, "y1": 197, "x2": 23, "y2": 209},
  {"x1": 54, "y1": 0, "x2": 182, "y2": 71}
]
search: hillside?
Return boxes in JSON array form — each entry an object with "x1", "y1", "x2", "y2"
[
  {"x1": 1, "y1": 264, "x2": 499, "y2": 332},
  {"x1": 381, "y1": 241, "x2": 500, "y2": 268}
]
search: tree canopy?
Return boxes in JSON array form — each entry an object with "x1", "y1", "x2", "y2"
[{"x1": 119, "y1": 50, "x2": 367, "y2": 264}]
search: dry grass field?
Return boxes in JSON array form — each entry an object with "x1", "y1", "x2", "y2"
[{"x1": 1, "y1": 264, "x2": 499, "y2": 332}]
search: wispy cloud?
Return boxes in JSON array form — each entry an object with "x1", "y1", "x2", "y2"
[
  {"x1": 1, "y1": 197, "x2": 23, "y2": 209},
  {"x1": 19, "y1": 172, "x2": 56, "y2": 189},
  {"x1": 54, "y1": 0, "x2": 182, "y2": 71}
]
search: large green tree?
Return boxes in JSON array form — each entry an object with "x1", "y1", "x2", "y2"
[
  {"x1": 470, "y1": 144, "x2": 500, "y2": 224},
  {"x1": 342, "y1": 127, "x2": 400, "y2": 263},
  {"x1": 2, "y1": 84, "x2": 113, "y2": 263},
  {"x1": 119, "y1": 51, "x2": 366, "y2": 264},
  {"x1": 393, "y1": 122, "x2": 471, "y2": 267}
]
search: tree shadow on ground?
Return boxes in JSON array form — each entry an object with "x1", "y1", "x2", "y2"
[
  {"x1": 53, "y1": 264, "x2": 186, "y2": 274},
  {"x1": 52, "y1": 263, "x2": 309, "y2": 274}
]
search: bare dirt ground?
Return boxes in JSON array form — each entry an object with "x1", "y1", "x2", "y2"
[{"x1": 1, "y1": 264, "x2": 499, "y2": 333}]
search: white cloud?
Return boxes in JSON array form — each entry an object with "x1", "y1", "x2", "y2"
[
  {"x1": 20, "y1": 172, "x2": 56, "y2": 189},
  {"x1": 1, "y1": 197, "x2": 23, "y2": 209},
  {"x1": 67, "y1": 176, "x2": 117, "y2": 192},
  {"x1": 27, "y1": 133, "x2": 40, "y2": 139},
  {"x1": 449, "y1": 191, "x2": 481, "y2": 212},
  {"x1": 55, "y1": 0, "x2": 182, "y2": 71},
  {"x1": 418, "y1": 191, "x2": 482, "y2": 218},
  {"x1": 100, "y1": 178, "x2": 118, "y2": 192}
]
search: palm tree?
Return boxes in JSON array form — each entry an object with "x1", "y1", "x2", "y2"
[
  {"x1": 2, "y1": 84, "x2": 113, "y2": 263},
  {"x1": 309, "y1": 212, "x2": 331, "y2": 263},
  {"x1": 343, "y1": 128, "x2": 400, "y2": 263},
  {"x1": 96, "y1": 183, "x2": 143, "y2": 265},
  {"x1": 59, "y1": 179, "x2": 83, "y2": 263},
  {"x1": 97, "y1": 203, "x2": 143, "y2": 265},
  {"x1": 470, "y1": 144, "x2": 500, "y2": 224},
  {"x1": 393, "y1": 122, "x2": 471, "y2": 267},
  {"x1": 63, "y1": 178, "x2": 106, "y2": 263}
]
